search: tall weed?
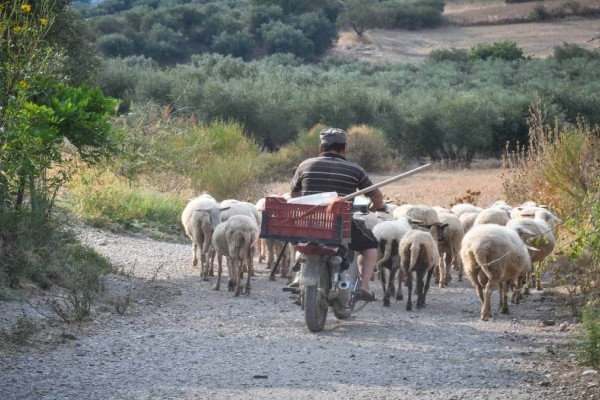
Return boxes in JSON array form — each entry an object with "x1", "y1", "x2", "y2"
[
  {"x1": 0, "y1": 211, "x2": 114, "y2": 293},
  {"x1": 503, "y1": 103, "x2": 600, "y2": 349}
]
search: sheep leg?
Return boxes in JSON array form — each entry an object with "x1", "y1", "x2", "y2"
[
  {"x1": 535, "y1": 261, "x2": 543, "y2": 291},
  {"x1": 244, "y1": 254, "x2": 252, "y2": 295},
  {"x1": 422, "y1": 266, "x2": 434, "y2": 306},
  {"x1": 500, "y1": 282, "x2": 509, "y2": 314},
  {"x1": 437, "y1": 256, "x2": 445, "y2": 288},
  {"x1": 213, "y1": 254, "x2": 223, "y2": 291},
  {"x1": 380, "y1": 264, "x2": 390, "y2": 307},
  {"x1": 416, "y1": 270, "x2": 425, "y2": 308},
  {"x1": 233, "y1": 259, "x2": 242, "y2": 297},
  {"x1": 192, "y1": 242, "x2": 199, "y2": 267},
  {"x1": 445, "y1": 252, "x2": 453, "y2": 286},
  {"x1": 395, "y1": 264, "x2": 404, "y2": 301},
  {"x1": 405, "y1": 271, "x2": 413, "y2": 311},
  {"x1": 456, "y1": 254, "x2": 463, "y2": 282},
  {"x1": 481, "y1": 280, "x2": 494, "y2": 321}
]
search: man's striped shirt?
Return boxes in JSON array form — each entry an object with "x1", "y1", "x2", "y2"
[{"x1": 290, "y1": 152, "x2": 375, "y2": 197}]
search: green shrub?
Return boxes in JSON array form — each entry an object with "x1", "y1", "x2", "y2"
[
  {"x1": 530, "y1": 4, "x2": 553, "y2": 21},
  {"x1": 260, "y1": 21, "x2": 315, "y2": 59},
  {"x1": 554, "y1": 42, "x2": 600, "y2": 62},
  {"x1": 469, "y1": 41, "x2": 524, "y2": 61},
  {"x1": 428, "y1": 48, "x2": 470, "y2": 64},
  {"x1": 347, "y1": 125, "x2": 398, "y2": 171},
  {"x1": 66, "y1": 167, "x2": 186, "y2": 236},
  {"x1": 580, "y1": 303, "x2": 600, "y2": 367},
  {"x1": 96, "y1": 33, "x2": 136, "y2": 58},
  {"x1": 0, "y1": 212, "x2": 114, "y2": 291},
  {"x1": 261, "y1": 124, "x2": 324, "y2": 181}
]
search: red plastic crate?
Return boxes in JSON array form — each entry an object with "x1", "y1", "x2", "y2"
[{"x1": 260, "y1": 196, "x2": 352, "y2": 244}]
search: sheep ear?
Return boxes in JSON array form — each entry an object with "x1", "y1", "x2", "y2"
[
  {"x1": 527, "y1": 245, "x2": 540, "y2": 253},
  {"x1": 517, "y1": 226, "x2": 535, "y2": 238},
  {"x1": 220, "y1": 206, "x2": 231, "y2": 211}
]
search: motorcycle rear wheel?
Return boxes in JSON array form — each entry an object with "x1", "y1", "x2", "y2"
[{"x1": 304, "y1": 264, "x2": 330, "y2": 332}]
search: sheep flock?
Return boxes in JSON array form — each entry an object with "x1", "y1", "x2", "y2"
[{"x1": 182, "y1": 193, "x2": 560, "y2": 321}]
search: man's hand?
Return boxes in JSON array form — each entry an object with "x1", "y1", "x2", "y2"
[{"x1": 369, "y1": 203, "x2": 389, "y2": 213}]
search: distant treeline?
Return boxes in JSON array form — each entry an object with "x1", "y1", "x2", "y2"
[
  {"x1": 91, "y1": 42, "x2": 600, "y2": 163},
  {"x1": 74, "y1": 0, "x2": 446, "y2": 66}
]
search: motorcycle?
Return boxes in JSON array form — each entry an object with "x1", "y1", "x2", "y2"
[{"x1": 260, "y1": 195, "x2": 359, "y2": 332}]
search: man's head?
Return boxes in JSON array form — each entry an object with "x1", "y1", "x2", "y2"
[{"x1": 319, "y1": 127, "x2": 347, "y2": 154}]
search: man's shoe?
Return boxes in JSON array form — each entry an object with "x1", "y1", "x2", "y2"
[{"x1": 352, "y1": 288, "x2": 375, "y2": 302}]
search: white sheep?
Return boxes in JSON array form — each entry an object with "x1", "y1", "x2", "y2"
[
  {"x1": 512, "y1": 206, "x2": 561, "y2": 230},
  {"x1": 450, "y1": 203, "x2": 483, "y2": 217},
  {"x1": 220, "y1": 200, "x2": 261, "y2": 225},
  {"x1": 256, "y1": 196, "x2": 293, "y2": 280},
  {"x1": 473, "y1": 208, "x2": 510, "y2": 226},
  {"x1": 393, "y1": 204, "x2": 439, "y2": 227},
  {"x1": 460, "y1": 224, "x2": 536, "y2": 320},
  {"x1": 371, "y1": 218, "x2": 413, "y2": 307},
  {"x1": 435, "y1": 211, "x2": 464, "y2": 286},
  {"x1": 507, "y1": 217, "x2": 556, "y2": 292},
  {"x1": 398, "y1": 229, "x2": 440, "y2": 311},
  {"x1": 211, "y1": 214, "x2": 259, "y2": 296},
  {"x1": 459, "y1": 212, "x2": 479, "y2": 234},
  {"x1": 255, "y1": 197, "x2": 267, "y2": 264},
  {"x1": 181, "y1": 194, "x2": 221, "y2": 279}
]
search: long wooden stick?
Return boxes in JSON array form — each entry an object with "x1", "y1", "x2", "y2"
[{"x1": 341, "y1": 163, "x2": 432, "y2": 201}]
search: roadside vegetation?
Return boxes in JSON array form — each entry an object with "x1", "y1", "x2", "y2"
[{"x1": 1, "y1": 0, "x2": 600, "y2": 366}]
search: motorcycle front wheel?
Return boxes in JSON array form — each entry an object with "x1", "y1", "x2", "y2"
[{"x1": 304, "y1": 263, "x2": 330, "y2": 332}]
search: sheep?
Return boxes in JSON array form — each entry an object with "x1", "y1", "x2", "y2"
[
  {"x1": 211, "y1": 214, "x2": 259, "y2": 296},
  {"x1": 393, "y1": 204, "x2": 439, "y2": 228},
  {"x1": 398, "y1": 229, "x2": 441, "y2": 311},
  {"x1": 459, "y1": 212, "x2": 479, "y2": 234},
  {"x1": 353, "y1": 211, "x2": 382, "y2": 232},
  {"x1": 473, "y1": 208, "x2": 510, "y2": 226},
  {"x1": 460, "y1": 224, "x2": 536, "y2": 320},
  {"x1": 371, "y1": 218, "x2": 413, "y2": 307},
  {"x1": 507, "y1": 217, "x2": 556, "y2": 292},
  {"x1": 255, "y1": 197, "x2": 267, "y2": 264},
  {"x1": 209, "y1": 200, "x2": 262, "y2": 276},
  {"x1": 513, "y1": 206, "x2": 561, "y2": 230},
  {"x1": 256, "y1": 196, "x2": 294, "y2": 280},
  {"x1": 450, "y1": 203, "x2": 483, "y2": 217},
  {"x1": 435, "y1": 211, "x2": 465, "y2": 286},
  {"x1": 220, "y1": 200, "x2": 261, "y2": 226},
  {"x1": 487, "y1": 200, "x2": 513, "y2": 215},
  {"x1": 181, "y1": 194, "x2": 221, "y2": 279}
]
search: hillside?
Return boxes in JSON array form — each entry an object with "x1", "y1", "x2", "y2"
[{"x1": 333, "y1": 0, "x2": 600, "y2": 64}]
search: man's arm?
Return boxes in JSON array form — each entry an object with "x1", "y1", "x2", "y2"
[{"x1": 368, "y1": 188, "x2": 386, "y2": 211}]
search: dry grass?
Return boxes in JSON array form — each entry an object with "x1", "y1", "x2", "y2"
[
  {"x1": 370, "y1": 167, "x2": 504, "y2": 208},
  {"x1": 265, "y1": 164, "x2": 505, "y2": 208}
]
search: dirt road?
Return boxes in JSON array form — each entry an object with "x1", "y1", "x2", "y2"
[{"x1": 1, "y1": 226, "x2": 598, "y2": 399}]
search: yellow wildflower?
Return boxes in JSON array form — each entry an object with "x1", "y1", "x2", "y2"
[
  {"x1": 19, "y1": 81, "x2": 28, "y2": 89},
  {"x1": 21, "y1": 4, "x2": 31, "y2": 12},
  {"x1": 13, "y1": 26, "x2": 21, "y2": 33},
  {"x1": 40, "y1": 18, "x2": 47, "y2": 26}
]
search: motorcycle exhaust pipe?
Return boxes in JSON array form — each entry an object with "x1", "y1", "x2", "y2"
[{"x1": 337, "y1": 278, "x2": 352, "y2": 307}]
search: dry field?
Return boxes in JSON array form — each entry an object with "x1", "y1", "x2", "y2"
[
  {"x1": 266, "y1": 165, "x2": 506, "y2": 208},
  {"x1": 333, "y1": 0, "x2": 600, "y2": 64}
]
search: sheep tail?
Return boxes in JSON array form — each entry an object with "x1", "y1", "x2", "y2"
[
  {"x1": 408, "y1": 242, "x2": 420, "y2": 273},
  {"x1": 377, "y1": 240, "x2": 392, "y2": 270}
]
